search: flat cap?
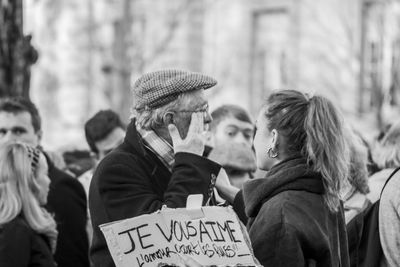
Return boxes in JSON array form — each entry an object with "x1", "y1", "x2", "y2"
[{"x1": 132, "y1": 69, "x2": 217, "y2": 110}]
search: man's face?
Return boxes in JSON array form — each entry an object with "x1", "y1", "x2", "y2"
[
  {"x1": 172, "y1": 90, "x2": 211, "y2": 139},
  {"x1": 0, "y1": 111, "x2": 40, "y2": 147},
  {"x1": 213, "y1": 117, "x2": 254, "y2": 148},
  {"x1": 95, "y1": 127, "x2": 125, "y2": 160}
]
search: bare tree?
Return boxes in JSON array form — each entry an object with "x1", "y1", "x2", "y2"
[
  {"x1": 0, "y1": 0, "x2": 38, "y2": 98},
  {"x1": 104, "y1": 0, "x2": 196, "y2": 121}
]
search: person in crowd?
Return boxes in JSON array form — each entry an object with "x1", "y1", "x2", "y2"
[
  {"x1": 215, "y1": 89, "x2": 350, "y2": 267},
  {"x1": 89, "y1": 69, "x2": 222, "y2": 267},
  {"x1": 361, "y1": 124, "x2": 392, "y2": 176},
  {"x1": 0, "y1": 142, "x2": 57, "y2": 267},
  {"x1": 79, "y1": 109, "x2": 125, "y2": 246},
  {"x1": 79, "y1": 109, "x2": 125, "y2": 196},
  {"x1": 366, "y1": 122, "x2": 399, "y2": 203},
  {"x1": 0, "y1": 97, "x2": 89, "y2": 267},
  {"x1": 46, "y1": 150, "x2": 69, "y2": 173},
  {"x1": 63, "y1": 149, "x2": 94, "y2": 177},
  {"x1": 207, "y1": 105, "x2": 256, "y2": 189},
  {"x1": 368, "y1": 121, "x2": 400, "y2": 267},
  {"x1": 341, "y1": 126, "x2": 370, "y2": 223}
]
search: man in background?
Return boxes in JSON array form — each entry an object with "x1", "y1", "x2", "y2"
[
  {"x1": 208, "y1": 104, "x2": 256, "y2": 189},
  {"x1": 0, "y1": 97, "x2": 89, "y2": 267},
  {"x1": 78, "y1": 109, "x2": 125, "y2": 245},
  {"x1": 79, "y1": 109, "x2": 125, "y2": 197}
]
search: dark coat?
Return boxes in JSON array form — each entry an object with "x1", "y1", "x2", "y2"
[
  {"x1": 0, "y1": 216, "x2": 56, "y2": 267},
  {"x1": 89, "y1": 121, "x2": 221, "y2": 267},
  {"x1": 44, "y1": 154, "x2": 89, "y2": 267},
  {"x1": 233, "y1": 157, "x2": 350, "y2": 267}
]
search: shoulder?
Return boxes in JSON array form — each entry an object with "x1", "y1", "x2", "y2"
[
  {"x1": 0, "y1": 218, "x2": 38, "y2": 267},
  {"x1": 383, "y1": 169, "x2": 400, "y2": 192},
  {"x1": 94, "y1": 145, "x2": 153, "y2": 179},
  {"x1": 46, "y1": 165, "x2": 86, "y2": 210},
  {"x1": 49, "y1": 167, "x2": 85, "y2": 195},
  {"x1": 381, "y1": 169, "x2": 400, "y2": 207},
  {"x1": 91, "y1": 149, "x2": 148, "y2": 192},
  {"x1": 1, "y1": 217, "x2": 33, "y2": 240},
  {"x1": 367, "y1": 168, "x2": 396, "y2": 203},
  {"x1": 258, "y1": 191, "x2": 324, "y2": 229},
  {"x1": 97, "y1": 148, "x2": 143, "y2": 172}
]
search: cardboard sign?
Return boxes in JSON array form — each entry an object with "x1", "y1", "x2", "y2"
[{"x1": 100, "y1": 206, "x2": 259, "y2": 267}]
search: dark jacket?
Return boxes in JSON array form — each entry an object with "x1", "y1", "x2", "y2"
[
  {"x1": 0, "y1": 216, "x2": 56, "y2": 267},
  {"x1": 233, "y1": 157, "x2": 350, "y2": 267},
  {"x1": 45, "y1": 154, "x2": 89, "y2": 267},
  {"x1": 89, "y1": 120, "x2": 221, "y2": 267}
]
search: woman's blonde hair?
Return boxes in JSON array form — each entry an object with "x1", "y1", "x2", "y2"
[
  {"x1": 265, "y1": 90, "x2": 349, "y2": 212},
  {"x1": 0, "y1": 142, "x2": 57, "y2": 251},
  {"x1": 371, "y1": 120, "x2": 400, "y2": 169}
]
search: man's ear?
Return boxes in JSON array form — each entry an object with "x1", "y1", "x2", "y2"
[
  {"x1": 271, "y1": 129, "x2": 278, "y2": 148},
  {"x1": 163, "y1": 112, "x2": 174, "y2": 125}
]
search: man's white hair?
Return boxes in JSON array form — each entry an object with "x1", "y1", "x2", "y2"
[{"x1": 130, "y1": 91, "x2": 196, "y2": 131}]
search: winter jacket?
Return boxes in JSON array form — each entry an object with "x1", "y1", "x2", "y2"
[
  {"x1": 44, "y1": 153, "x2": 89, "y2": 267},
  {"x1": 0, "y1": 216, "x2": 56, "y2": 267},
  {"x1": 89, "y1": 120, "x2": 221, "y2": 267},
  {"x1": 233, "y1": 157, "x2": 350, "y2": 267}
]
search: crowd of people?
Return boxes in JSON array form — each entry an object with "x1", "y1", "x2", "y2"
[{"x1": 0, "y1": 69, "x2": 399, "y2": 267}]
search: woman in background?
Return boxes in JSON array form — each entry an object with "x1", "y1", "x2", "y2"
[
  {"x1": 216, "y1": 89, "x2": 350, "y2": 267},
  {"x1": 341, "y1": 126, "x2": 370, "y2": 223},
  {"x1": 0, "y1": 142, "x2": 57, "y2": 267}
]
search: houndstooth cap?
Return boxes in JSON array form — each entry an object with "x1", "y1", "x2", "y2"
[{"x1": 132, "y1": 69, "x2": 217, "y2": 110}]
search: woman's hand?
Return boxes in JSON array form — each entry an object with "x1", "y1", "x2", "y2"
[{"x1": 215, "y1": 168, "x2": 240, "y2": 204}]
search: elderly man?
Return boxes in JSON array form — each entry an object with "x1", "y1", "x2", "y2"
[{"x1": 89, "y1": 70, "x2": 222, "y2": 267}]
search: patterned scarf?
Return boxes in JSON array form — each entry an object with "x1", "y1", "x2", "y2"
[{"x1": 137, "y1": 127, "x2": 174, "y2": 172}]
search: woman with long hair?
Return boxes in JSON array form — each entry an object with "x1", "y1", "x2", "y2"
[
  {"x1": 0, "y1": 142, "x2": 57, "y2": 267},
  {"x1": 216, "y1": 89, "x2": 351, "y2": 266}
]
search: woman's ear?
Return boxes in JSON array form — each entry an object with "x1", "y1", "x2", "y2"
[{"x1": 163, "y1": 112, "x2": 174, "y2": 125}]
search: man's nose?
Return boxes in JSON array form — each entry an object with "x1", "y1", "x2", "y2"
[
  {"x1": 204, "y1": 111, "x2": 212, "y2": 124},
  {"x1": 234, "y1": 133, "x2": 248, "y2": 145}
]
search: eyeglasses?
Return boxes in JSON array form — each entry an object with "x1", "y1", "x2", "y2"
[{"x1": 175, "y1": 104, "x2": 209, "y2": 114}]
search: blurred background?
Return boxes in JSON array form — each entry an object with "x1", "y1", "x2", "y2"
[{"x1": 2, "y1": 0, "x2": 400, "y2": 151}]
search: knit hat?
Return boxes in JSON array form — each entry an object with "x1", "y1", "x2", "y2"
[{"x1": 132, "y1": 69, "x2": 217, "y2": 110}]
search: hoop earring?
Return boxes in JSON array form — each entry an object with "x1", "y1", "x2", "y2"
[{"x1": 267, "y1": 147, "x2": 278, "y2": 158}]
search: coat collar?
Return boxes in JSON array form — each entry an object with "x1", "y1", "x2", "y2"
[
  {"x1": 124, "y1": 119, "x2": 148, "y2": 156},
  {"x1": 243, "y1": 157, "x2": 324, "y2": 218}
]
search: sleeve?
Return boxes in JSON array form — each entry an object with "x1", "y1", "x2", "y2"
[
  {"x1": 249, "y1": 221, "x2": 305, "y2": 267},
  {"x1": 98, "y1": 152, "x2": 221, "y2": 220},
  {"x1": 232, "y1": 190, "x2": 248, "y2": 224},
  {"x1": 0, "y1": 222, "x2": 31, "y2": 267},
  {"x1": 49, "y1": 172, "x2": 89, "y2": 267}
]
